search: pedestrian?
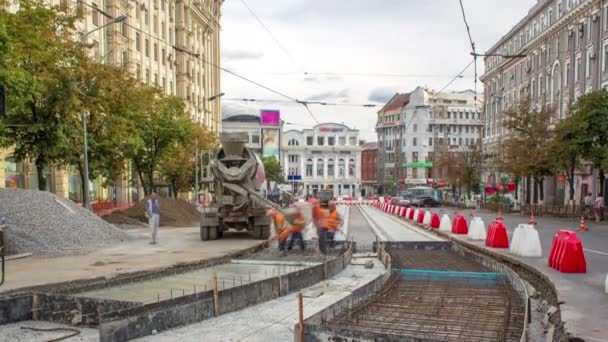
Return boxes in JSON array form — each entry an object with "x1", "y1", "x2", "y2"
[
  {"x1": 145, "y1": 192, "x2": 160, "y2": 244},
  {"x1": 584, "y1": 193, "x2": 593, "y2": 218},
  {"x1": 320, "y1": 201, "x2": 343, "y2": 254},
  {"x1": 593, "y1": 193, "x2": 605, "y2": 222},
  {"x1": 286, "y1": 205, "x2": 306, "y2": 251}
]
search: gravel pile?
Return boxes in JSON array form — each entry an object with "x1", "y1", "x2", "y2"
[
  {"x1": 103, "y1": 197, "x2": 200, "y2": 227},
  {"x1": 0, "y1": 188, "x2": 131, "y2": 256}
]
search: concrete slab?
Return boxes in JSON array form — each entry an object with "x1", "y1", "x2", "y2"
[
  {"x1": 0, "y1": 321, "x2": 98, "y2": 342},
  {"x1": 1, "y1": 228, "x2": 264, "y2": 294},
  {"x1": 359, "y1": 206, "x2": 441, "y2": 242},
  {"x1": 132, "y1": 257, "x2": 387, "y2": 342}
]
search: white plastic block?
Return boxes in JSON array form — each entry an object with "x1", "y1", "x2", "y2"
[
  {"x1": 439, "y1": 214, "x2": 452, "y2": 232},
  {"x1": 511, "y1": 224, "x2": 542, "y2": 257},
  {"x1": 468, "y1": 217, "x2": 487, "y2": 240},
  {"x1": 405, "y1": 208, "x2": 411, "y2": 219},
  {"x1": 423, "y1": 211, "x2": 432, "y2": 225},
  {"x1": 413, "y1": 209, "x2": 419, "y2": 221}
]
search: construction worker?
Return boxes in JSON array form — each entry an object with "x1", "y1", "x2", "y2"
[
  {"x1": 286, "y1": 205, "x2": 306, "y2": 251},
  {"x1": 267, "y1": 209, "x2": 289, "y2": 254},
  {"x1": 319, "y1": 201, "x2": 343, "y2": 254}
]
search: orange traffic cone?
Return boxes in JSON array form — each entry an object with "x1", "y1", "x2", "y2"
[
  {"x1": 578, "y1": 215, "x2": 587, "y2": 232},
  {"x1": 529, "y1": 211, "x2": 536, "y2": 226}
]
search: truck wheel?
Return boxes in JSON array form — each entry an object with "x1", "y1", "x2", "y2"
[
  {"x1": 253, "y1": 225, "x2": 270, "y2": 239},
  {"x1": 200, "y1": 226, "x2": 210, "y2": 241},
  {"x1": 200, "y1": 226, "x2": 219, "y2": 241}
]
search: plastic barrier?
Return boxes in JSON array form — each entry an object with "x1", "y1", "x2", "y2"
[
  {"x1": 548, "y1": 230, "x2": 576, "y2": 268},
  {"x1": 467, "y1": 217, "x2": 487, "y2": 241},
  {"x1": 485, "y1": 219, "x2": 509, "y2": 248},
  {"x1": 510, "y1": 224, "x2": 542, "y2": 257},
  {"x1": 405, "y1": 208, "x2": 411, "y2": 219},
  {"x1": 400, "y1": 207, "x2": 407, "y2": 217},
  {"x1": 423, "y1": 211, "x2": 432, "y2": 226},
  {"x1": 548, "y1": 230, "x2": 586, "y2": 273},
  {"x1": 439, "y1": 214, "x2": 451, "y2": 232},
  {"x1": 417, "y1": 210, "x2": 425, "y2": 224},
  {"x1": 451, "y1": 214, "x2": 469, "y2": 235},
  {"x1": 393, "y1": 205, "x2": 400, "y2": 215},
  {"x1": 408, "y1": 208, "x2": 416, "y2": 220},
  {"x1": 430, "y1": 213, "x2": 440, "y2": 229}
]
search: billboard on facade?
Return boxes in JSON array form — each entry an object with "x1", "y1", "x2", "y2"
[
  {"x1": 260, "y1": 110, "x2": 280, "y2": 126},
  {"x1": 262, "y1": 128, "x2": 280, "y2": 158}
]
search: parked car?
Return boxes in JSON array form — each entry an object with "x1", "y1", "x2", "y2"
[
  {"x1": 390, "y1": 197, "x2": 401, "y2": 206},
  {"x1": 412, "y1": 196, "x2": 440, "y2": 208}
]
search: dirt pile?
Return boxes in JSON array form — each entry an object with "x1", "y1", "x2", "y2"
[{"x1": 103, "y1": 197, "x2": 200, "y2": 227}]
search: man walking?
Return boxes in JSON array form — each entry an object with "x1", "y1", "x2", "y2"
[
  {"x1": 146, "y1": 192, "x2": 160, "y2": 244},
  {"x1": 584, "y1": 193, "x2": 593, "y2": 218},
  {"x1": 286, "y1": 205, "x2": 306, "y2": 252},
  {"x1": 594, "y1": 193, "x2": 604, "y2": 222}
]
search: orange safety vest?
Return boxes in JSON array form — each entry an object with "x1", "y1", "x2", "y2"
[
  {"x1": 287, "y1": 212, "x2": 306, "y2": 233},
  {"x1": 323, "y1": 209, "x2": 340, "y2": 231}
]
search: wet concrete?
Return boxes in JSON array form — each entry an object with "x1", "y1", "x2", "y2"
[
  {"x1": 74, "y1": 261, "x2": 317, "y2": 304},
  {"x1": 0, "y1": 321, "x2": 98, "y2": 342}
]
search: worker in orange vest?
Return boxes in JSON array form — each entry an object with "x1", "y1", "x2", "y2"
[
  {"x1": 286, "y1": 205, "x2": 306, "y2": 251},
  {"x1": 319, "y1": 201, "x2": 343, "y2": 254},
  {"x1": 268, "y1": 208, "x2": 289, "y2": 253}
]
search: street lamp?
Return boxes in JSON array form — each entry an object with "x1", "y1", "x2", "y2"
[
  {"x1": 195, "y1": 92, "x2": 225, "y2": 207},
  {"x1": 80, "y1": 15, "x2": 127, "y2": 211}
]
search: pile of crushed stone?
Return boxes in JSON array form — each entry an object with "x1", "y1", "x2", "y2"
[
  {"x1": 0, "y1": 188, "x2": 131, "y2": 256},
  {"x1": 102, "y1": 197, "x2": 200, "y2": 227}
]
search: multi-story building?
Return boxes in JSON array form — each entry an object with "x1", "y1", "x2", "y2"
[
  {"x1": 481, "y1": 0, "x2": 608, "y2": 205},
  {"x1": 360, "y1": 142, "x2": 378, "y2": 196},
  {"x1": 0, "y1": 0, "x2": 223, "y2": 204},
  {"x1": 376, "y1": 86, "x2": 482, "y2": 194},
  {"x1": 282, "y1": 123, "x2": 361, "y2": 198}
]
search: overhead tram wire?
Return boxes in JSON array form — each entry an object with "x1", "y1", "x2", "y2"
[
  {"x1": 223, "y1": 98, "x2": 378, "y2": 108},
  {"x1": 431, "y1": 59, "x2": 475, "y2": 99},
  {"x1": 238, "y1": 0, "x2": 300, "y2": 70},
  {"x1": 458, "y1": 0, "x2": 479, "y2": 105}
]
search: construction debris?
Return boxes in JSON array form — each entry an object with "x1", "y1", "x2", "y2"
[{"x1": 0, "y1": 189, "x2": 131, "y2": 256}]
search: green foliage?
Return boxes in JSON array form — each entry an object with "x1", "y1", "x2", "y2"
[
  {"x1": 261, "y1": 155, "x2": 283, "y2": 183},
  {"x1": 570, "y1": 90, "x2": 608, "y2": 172},
  {"x1": 550, "y1": 114, "x2": 585, "y2": 201}
]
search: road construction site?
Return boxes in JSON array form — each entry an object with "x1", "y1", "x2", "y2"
[{"x1": 0, "y1": 200, "x2": 582, "y2": 342}]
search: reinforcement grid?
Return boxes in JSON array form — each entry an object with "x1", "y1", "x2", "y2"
[
  {"x1": 389, "y1": 249, "x2": 491, "y2": 272},
  {"x1": 328, "y1": 274, "x2": 524, "y2": 342}
]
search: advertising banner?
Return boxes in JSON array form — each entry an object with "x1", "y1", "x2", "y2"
[
  {"x1": 260, "y1": 110, "x2": 280, "y2": 126},
  {"x1": 262, "y1": 128, "x2": 280, "y2": 158}
]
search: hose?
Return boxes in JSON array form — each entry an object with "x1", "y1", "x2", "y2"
[{"x1": 19, "y1": 327, "x2": 81, "y2": 342}]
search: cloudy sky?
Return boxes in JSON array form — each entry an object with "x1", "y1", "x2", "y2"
[{"x1": 220, "y1": 0, "x2": 536, "y2": 141}]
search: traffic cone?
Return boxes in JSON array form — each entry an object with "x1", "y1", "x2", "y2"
[
  {"x1": 529, "y1": 211, "x2": 536, "y2": 226},
  {"x1": 578, "y1": 215, "x2": 587, "y2": 232}
]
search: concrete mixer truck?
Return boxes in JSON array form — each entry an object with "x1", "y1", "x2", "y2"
[{"x1": 200, "y1": 132, "x2": 279, "y2": 240}]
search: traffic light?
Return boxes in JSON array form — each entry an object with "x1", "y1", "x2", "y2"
[{"x1": 0, "y1": 83, "x2": 6, "y2": 117}]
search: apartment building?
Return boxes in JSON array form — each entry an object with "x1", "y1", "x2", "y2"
[
  {"x1": 481, "y1": 0, "x2": 608, "y2": 205},
  {"x1": 0, "y1": 0, "x2": 223, "y2": 204},
  {"x1": 376, "y1": 86, "x2": 482, "y2": 194},
  {"x1": 360, "y1": 142, "x2": 378, "y2": 196}
]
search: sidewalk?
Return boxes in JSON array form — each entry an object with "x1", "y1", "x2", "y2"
[{"x1": 437, "y1": 207, "x2": 608, "y2": 342}]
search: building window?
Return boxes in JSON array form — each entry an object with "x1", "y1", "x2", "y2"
[
  {"x1": 317, "y1": 136, "x2": 324, "y2": 146},
  {"x1": 603, "y1": 42, "x2": 608, "y2": 72},
  {"x1": 153, "y1": 15, "x2": 158, "y2": 33},
  {"x1": 145, "y1": 9, "x2": 149, "y2": 26},
  {"x1": 328, "y1": 136, "x2": 335, "y2": 146},
  {"x1": 145, "y1": 39, "x2": 150, "y2": 57},
  {"x1": 251, "y1": 135, "x2": 260, "y2": 144},
  {"x1": 339, "y1": 136, "x2": 346, "y2": 145},
  {"x1": 162, "y1": 77, "x2": 166, "y2": 92},
  {"x1": 288, "y1": 155, "x2": 299, "y2": 163},
  {"x1": 338, "y1": 159, "x2": 345, "y2": 177},
  {"x1": 327, "y1": 159, "x2": 335, "y2": 177},
  {"x1": 349, "y1": 136, "x2": 357, "y2": 145},
  {"x1": 412, "y1": 137, "x2": 417, "y2": 146},
  {"x1": 317, "y1": 159, "x2": 324, "y2": 177},
  {"x1": 154, "y1": 43, "x2": 158, "y2": 61},
  {"x1": 136, "y1": 63, "x2": 141, "y2": 80},
  {"x1": 575, "y1": 55, "x2": 582, "y2": 81},
  {"x1": 136, "y1": 33, "x2": 141, "y2": 51},
  {"x1": 306, "y1": 159, "x2": 313, "y2": 177},
  {"x1": 586, "y1": 50, "x2": 593, "y2": 78},
  {"x1": 565, "y1": 60, "x2": 570, "y2": 85},
  {"x1": 145, "y1": 68, "x2": 150, "y2": 83},
  {"x1": 121, "y1": 50, "x2": 127, "y2": 66},
  {"x1": 306, "y1": 136, "x2": 313, "y2": 146},
  {"x1": 91, "y1": 3, "x2": 99, "y2": 26},
  {"x1": 162, "y1": 21, "x2": 166, "y2": 39},
  {"x1": 348, "y1": 159, "x2": 355, "y2": 177},
  {"x1": 413, "y1": 124, "x2": 417, "y2": 132},
  {"x1": 154, "y1": 73, "x2": 158, "y2": 86},
  {"x1": 162, "y1": 49, "x2": 166, "y2": 65}
]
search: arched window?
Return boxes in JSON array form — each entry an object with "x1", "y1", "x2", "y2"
[
  {"x1": 288, "y1": 138, "x2": 299, "y2": 146},
  {"x1": 327, "y1": 158, "x2": 335, "y2": 177},
  {"x1": 316, "y1": 158, "x2": 324, "y2": 177},
  {"x1": 306, "y1": 158, "x2": 313, "y2": 177},
  {"x1": 338, "y1": 159, "x2": 345, "y2": 177},
  {"x1": 348, "y1": 159, "x2": 355, "y2": 177}
]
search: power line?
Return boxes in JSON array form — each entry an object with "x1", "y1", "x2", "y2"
[
  {"x1": 223, "y1": 98, "x2": 377, "y2": 108},
  {"x1": 228, "y1": 71, "x2": 476, "y2": 79},
  {"x1": 238, "y1": 0, "x2": 300, "y2": 70},
  {"x1": 431, "y1": 59, "x2": 475, "y2": 99},
  {"x1": 458, "y1": 0, "x2": 479, "y2": 106}
]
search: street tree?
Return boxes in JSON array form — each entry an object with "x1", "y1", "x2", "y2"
[
  {"x1": 502, "y1": 99, "x2": 555, "y2": 203},
  {"x1": 570, "y1": 90, "x2": 608, "y2": 192},
  {"x1": 160, "y1": 126, "x2": 219, "y2": 198},
  {"x1": 261, "y1": 156, "x2": 283, "y2": 183},
  {"x1": 456, "y1": 143, "x2": 483, "y2": 197},
  {"x1": 549, "y1": 114, "x2": 585, "y2": 204},
  {"x1": 0, "y1": 1, "x2": 81, "y2": 190},
  {"x1": 127, "y1": 91, "x2": 194, "y2": 195}
]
